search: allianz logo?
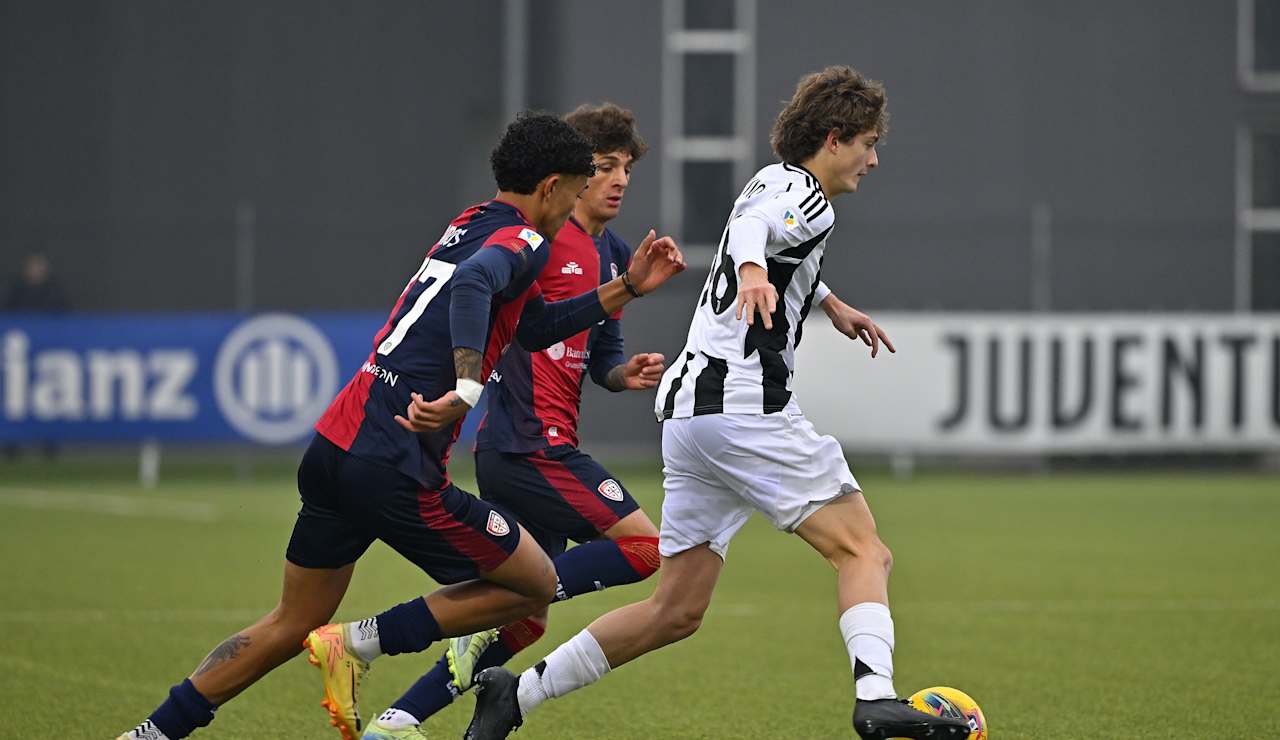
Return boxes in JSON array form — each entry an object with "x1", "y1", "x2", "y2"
[
  {"x1": 1, "y1": 314, "x2": 338, "y2": 445},
  {"x1": 2, "y1": 330, "x2": 197, "y2": 421},
  {"x1": 214, "y1": 314, "x2": 338, "y2": 444}
]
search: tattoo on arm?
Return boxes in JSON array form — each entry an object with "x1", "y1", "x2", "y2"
[
  {"x1": 453, "y1": 347, "x2": 483, "y2": 384},
  {"x1": 606, "y1": 364, "x2": 628, "y2": 392},
  {"x1": 193, "y1": 633, "x2": 251, "y2": 677}
]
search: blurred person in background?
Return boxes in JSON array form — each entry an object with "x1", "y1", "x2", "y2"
[
  {"x1": 3, "y1": 252, "x2": 68, "y2": 460},
  {"x1": 4, "y1": 252, "x2": 68, "y2": 313}
]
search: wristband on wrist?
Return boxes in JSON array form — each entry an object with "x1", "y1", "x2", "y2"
[
  {"x1": 454, "y1": 378, "x2": 483, "y2": 408},
  {"x1": 620, "y1": 271, "x2": 643, "y2": 298}
]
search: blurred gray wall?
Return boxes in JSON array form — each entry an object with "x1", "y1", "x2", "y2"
[{"x1": 3, "y1": 1, "x2": 1278, "y2": 453}]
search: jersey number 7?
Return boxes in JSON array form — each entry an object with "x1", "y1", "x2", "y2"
[{"x1": 377, "y1": 260, "x2": 457, "y2": 356}]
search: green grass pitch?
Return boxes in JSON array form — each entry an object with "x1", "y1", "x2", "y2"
[{"x1": 1, "y1": 458, "x2": 1277, "y2": 738}]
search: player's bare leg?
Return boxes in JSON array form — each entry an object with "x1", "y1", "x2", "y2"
[
  {"x1": 303, "y1": 523, "x2": 556, "y2": 738},
  {"x1": 118, "y1": 561, "x2": 354, "y2": 740},
  {"x1": 449, "y1": 509, "x2": 656, "y2": 691},
  {"x1": 794, "y1": 490, "x2": 891, "y2": 614},
  {"x1": 584, "y1": 541, "x2": 719, "y2": 665},
  {"x1": 796, "y1": 490, "x2": 968, "y2": 739},
  {"x1": 603, "y1": 508, "x2": 659, "y2": 539},
  {"x1": 464, "y1": 544, "x2": 722, "y2": 739},
  {"x1": 368, "y1": 512, "x2": 661, "y2": 735},
  {"x1": 425, "y1": 523, "x2": 557, "y2": 635}
]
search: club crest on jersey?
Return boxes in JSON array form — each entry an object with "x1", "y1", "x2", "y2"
[
  {"x1": 783, "y1": 209, "x2": 799, "y2": 229},
  {"x1": 597, "y1": 479, "x2": 625, "y2": 502},
  {"x1": 561, "y1": 261, "x2": 584, "y2": 275},
  {"x1": 486, "y1": 511, "x2": 510, "y2": 537},
  {"x1": 517, "y1": 228, "x2": 545, "y2": 251}
]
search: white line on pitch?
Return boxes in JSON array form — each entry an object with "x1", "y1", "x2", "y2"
[
  {"x1": 0, "y1": 608, "x2": 264, "y2": 624},
  {"x1": 0, "y1": 487, "x2": 220, "y2": 522},
  {"x1": 0, "y1": 653, "x2": 169, "y2": 696}
]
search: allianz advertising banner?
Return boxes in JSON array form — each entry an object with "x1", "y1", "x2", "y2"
[
  {"x1": 0, "y1": 313, "x2": 392, "y2": 445},
  {"x1": 793, "y1": 313, "x2": 1280, "y2": 453}
]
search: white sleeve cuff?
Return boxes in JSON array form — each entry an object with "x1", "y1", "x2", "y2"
[
  {"x1": 814, "y1": 280, "x2": 832, "y2": 305},
  {"x1": 726, "y1": 214, "x2": 771, "y2": 269}
]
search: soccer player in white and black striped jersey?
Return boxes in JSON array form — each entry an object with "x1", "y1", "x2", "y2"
[{"x1": 466, "y1": 67, "x2": 972, "y2": 740}]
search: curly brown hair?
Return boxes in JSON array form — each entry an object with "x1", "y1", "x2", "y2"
[
  {"x1": 770, "y1": 66, "x2": 889, "y2": 165},
  {"x1": 564, "y1": 102, "x2": 649, "y2": 161}
]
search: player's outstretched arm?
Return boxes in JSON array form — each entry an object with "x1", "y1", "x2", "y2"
[
  {"x1": 583, "y1": 311, "x2": 665, "y2": 392},
  {"x1": 819, "y1": 290, "x2": 896, "y2": 358},
  {"x1": 517, "y1": 230, "x2": 685, "y2": 351},
  {"x1": 603, "y1": 353, "x2": 665, "y2": 391}
]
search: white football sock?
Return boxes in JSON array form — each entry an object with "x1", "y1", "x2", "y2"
[
  {"x1": 124, "y1": 720, "x2": 171, "y2": 740},
  {"x1": 376, "y1": 708, "x2": 420, "y2": 729},
  {"x1": 839, "y1": 602, "x2": 897, "y2": 700},
  {"x1": 348, "y1": 618, "x2": 382, "y2": 662},
  {"x1": 516, "y1": 629, "x2": 611, "y2": 717}
]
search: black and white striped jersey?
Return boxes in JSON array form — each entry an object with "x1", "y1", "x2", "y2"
[{"x1": 656, "y1": 162, "x2": 835, "y2": 420}]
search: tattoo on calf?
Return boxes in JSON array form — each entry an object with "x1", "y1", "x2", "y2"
[{"x1": 193, "y1": 633, "x2": 251, "y2": 676}]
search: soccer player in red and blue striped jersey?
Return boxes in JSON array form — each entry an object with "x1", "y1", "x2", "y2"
[
  {"x1": 361, "y1": 104, "x2": 666, "y2": 737},
  {"x1": 116, "y1": 113, "x2": 685, "y2": 740}
]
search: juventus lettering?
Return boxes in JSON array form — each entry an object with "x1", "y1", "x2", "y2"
[{"x1": 656, "y1": 162, "x2": 836, "y2": 420}]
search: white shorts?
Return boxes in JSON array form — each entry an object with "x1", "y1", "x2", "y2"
[{"x1": 658, "y1": 408, "x2": 859, "y2": 560}]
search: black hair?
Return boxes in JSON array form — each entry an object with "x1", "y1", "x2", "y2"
[{"x1": 491, "y1": 111, "x2": 595, "y2": 194}]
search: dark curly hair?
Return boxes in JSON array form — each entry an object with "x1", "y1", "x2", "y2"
[
  {"x1": 564, "y1": 102, "x2": 648, "y2": 161},
  {"x1": 491, "y1": 112, "x2": 596, "y2": 194},
  {"x1": 771, "y1": 66, "x2": 888, "y2": 165}
]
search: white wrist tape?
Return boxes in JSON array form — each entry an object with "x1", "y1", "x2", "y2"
[{"x1": 454, "y1": 378, "x2": 483, "y2": 408}]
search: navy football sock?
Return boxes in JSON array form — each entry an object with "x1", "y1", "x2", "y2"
[
  {"x1": 391, "y1": 653, "x2": 457, "y2": 722},
  {"x1": 553, "y1": 537, "x2": 659, "y2": 601},
  {"x1": 376, "y1": 597, "x2": 443, "y2": 656},
  {"x1": 146, "y1": 678, "x2": 216, "y2": 739},
  {"x1": 392, "y1": 620, "x2": 532, "y2": 721}
]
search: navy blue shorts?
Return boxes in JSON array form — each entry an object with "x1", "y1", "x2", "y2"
[
  {"x1": 286, "y1": 434, "x2": 521, "y2": 584},
  {"x1": 474, "y1": 445, "x2": 640, "y2": 559}
]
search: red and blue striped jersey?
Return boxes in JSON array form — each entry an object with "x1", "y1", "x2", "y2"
[
  {"x1": 477, "y1": 217, "x2": 630, "y2": 453},
  {"x1": 316, "y1": 199, "x2": 548, "y2": 489}
]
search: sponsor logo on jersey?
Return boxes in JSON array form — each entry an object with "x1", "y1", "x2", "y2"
[
  {"x1": 486, "y1": 510, "x2": 510, "y2": 536},
  {"x1": 517, "y1": 228, "x2": 545, "y2": 251},
  {"x1": 783, "y1": 209, "x2": 799, "y2": 229},
  {"x1": 610, "y1": 262, "x2": 619, "y2": 279},
  {"x1": 561, "y1": 261, "x2": 584, "y2": 275},
  {"x1": 546, "y1": 342, "x2": 566, "y2": 360},
  {"x1": 597, "y1": 478, "x2": 625, "y2": 502},
  {"x1": 359, "y1": 361, "x2": 399, "y2": 387},
  {"x1": 548, "y1": 426, "x2": 559, "y2": 437}
]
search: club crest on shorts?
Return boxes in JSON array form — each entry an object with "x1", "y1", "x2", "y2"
[
  {"x1": 597, "y1": 479, "x2": 625, "y2": 502},
  {"x1": 486, "y1": 510, "x2": 510, "y2": 536}
]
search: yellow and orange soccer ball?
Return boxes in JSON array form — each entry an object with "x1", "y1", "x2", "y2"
[{"x1": 903, "y1": 686, "x2": 988, "y2": 739}]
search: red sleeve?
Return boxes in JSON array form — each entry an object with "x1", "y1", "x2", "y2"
[{"x1": 484, "y1": 225, "x2": 547, "y2": 255}]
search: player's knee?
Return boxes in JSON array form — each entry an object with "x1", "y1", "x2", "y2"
[
  {"x1": 651, "y1": 594, "x2": 708, "y2": 643},
  {"x1": 615, "y1": 535, "x2": 662, "y2": 580},
  {"x1": 530, "y1": 554, "x2": 559, "y2": 604},
  {"x1": 660, "y1": 604, "x2": 706, "y2": 642},
  {"x1": 262, "y1": 604, "x2": 324, "y2": 647},
  {"x1": 827, "y1": 536, "x2": 892, "y2": 575}
]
